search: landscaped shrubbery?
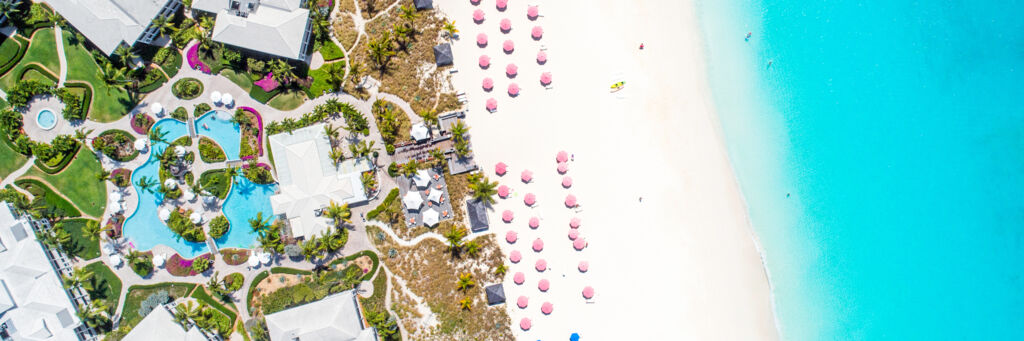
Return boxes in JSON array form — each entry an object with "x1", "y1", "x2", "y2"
[
  {"x1": 221, "y1": 248, "x2": 249, "y2": 266},
  {"x1": 319, "y1": 40, "x2": 345, "y2": 61},
  {"x1": 15, "y1": 178, "x2": 81, "y2": 217},
  {"x1": 127, "y1": 250, "x2": 154, "y2": 277},
  {"x1": 110, "y1": 168, "x2": 132, "y2": 187},
  {"x1": 366, "y1": 188, "x2": 399, "y2": 221},
  {"x1": 131, "y1": 112, "x2": 155, "y2": 134},
  {"x1": 136, "y1": 66, "x2": 168, "y2": 93},
  {"x1": 233, "y1": 107, "x2": 261, "y2": 158},
  {"x1": 92, "y1": 129, "x2": 138, "y2": 162},
  {"x1": 166, "y1": 254, "x2": 213, "y2": 277},
  {"x1": 167, "y1": 208, "x2": 206, "y2": 242},
  {"x1": 208, "y1": 215, "x2": 229, "y2": 239},
  {"x1": 264, "y1": 99, "x2": 367, "y2": 135},
  {"x1": 254, "y1": 265, "x2": 366, "y2": 315},
  {"x1": 199, "y1": 169, "x2": 231, "y2": 199},
  {"x1": 194, "y1": 102, "x2": 211, "y2": 117},
  {"x1": 198, "y1": 137, "x2": 226, "y2": 162},
  {"x1": 172, "y1": 77, "x2": 203, "y2": 99},
  {"x1": 170, "y1": 106, "x2": 188, "y2": 121},
  {"x1": 6, "y1": 79, "x2": 54, "y2": 108},
  {"x1": 55, "y1": 87, "x2": 87, "y2": 120},
  {"x1": 152, "y1": 47, "x2": 183, "y2": 78}
]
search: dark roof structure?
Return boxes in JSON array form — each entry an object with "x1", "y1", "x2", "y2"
[
  {"x1": 433, "y1": 43, "x2": 453, "y2": 66},
  {"x1": 466, "y1": 199, "x2": 489, "y2": 231},
  {"x1": 485, "y1": 284, "x2": 505, "y2": 305},
  {"x1": 414, "y1": 0, "x2": 433, "y2": 10}
]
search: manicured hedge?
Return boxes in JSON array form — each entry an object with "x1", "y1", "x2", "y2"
[
  {"x1": 191, "y1": 287, "x2": 238, "y2": 322},
  {"x1": 14, "y1": 178, "x2": 82, "y2": 217},
  {"x1": 0, "y1": 37, "x2": 28, "y2": 76},
  {"x1": 269, "y1": 267, "x2": 312, "y2": 275},
  {"x1": 136, "y1": 71, "x2": 168, "y2": 93},
  {"x1": 19, "y1": 63, "x2": 58, "y2": 83},
  {"x1": 246, "y1": 270, "x2": 270, "y2": 312},
  {"x1": 366, "y1": 188, "x2": 400, "y2": 220},
  {"x1": 33, "y1": 143, "x2": 80, "y2": 174},
  {"x1": 62, "y1": 81, "x2": 93, "y2": 120}
]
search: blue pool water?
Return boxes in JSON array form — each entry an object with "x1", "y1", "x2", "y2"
[
  {"x1": 697, "y1": 0, "x2": 1024, "y2": 339},
  {"x1": 36, "y1": 109, "x2": 56, "y2": 130},
  {"x1": 195, "y1": 110, "x2": 242, "y2": 160},
  {"x1": 217, "y1": 176, "x2": 277, "y2": 249}
]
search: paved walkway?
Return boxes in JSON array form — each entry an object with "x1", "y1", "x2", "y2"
[
  {"x1": 54, "y1": 26, "x2": 67, "y2": 86},
  {"x1": 0, "y1": 156, "x2": 35, "y2": 187}
]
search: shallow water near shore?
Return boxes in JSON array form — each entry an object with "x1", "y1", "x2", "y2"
[{"x1": 697, "y1": 0, "x2": 1024, "y2": 339}]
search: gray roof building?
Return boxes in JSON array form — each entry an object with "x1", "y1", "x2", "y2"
[
  {"x1": 43, "y1": 0, "x2": 181, "y2": 55},
  {"x1": 413, "y1": 0, "x2": 433, "y2": 11},
  {"x1": 192, "y1": 0, "x2": 312, "y2": 61},
  {"x1": 433, "y1": 43, "x2": 453, "y2": 66},
  {"x1": 264, "y1": 290, "x2": 376, "y2": 341},
  {"x1": 466, "y1": 199, "x2": 489, "y2": 232},
  {"x1": 485, "y1": 283, "x2": 505, "y2": 305}
]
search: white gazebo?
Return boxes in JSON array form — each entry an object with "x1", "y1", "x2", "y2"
[
  {"x1": 412, "y1": 169, "x2": 431, "y2": 188},
  {"x1": 402, "y1": 191, "x2": 423, "y2": 211},
  {"x1": 411, "y1": 123, "x2": 430, "y2": 141},
  {"x1": 211, "y1": 91, "x2": 222, "y2": 104},
  {"x1": 422, "y1": 208, "x2": 440, "y2": 226},
  {"x1": 150, "y1": 102, "x2": 163, "y2": 115}
]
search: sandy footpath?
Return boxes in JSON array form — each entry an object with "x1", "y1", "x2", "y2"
[{"x1": 434, "y1": 0, "x2": 778, "y2": 339}]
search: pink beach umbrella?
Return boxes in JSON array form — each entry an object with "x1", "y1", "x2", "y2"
[
  {"x1": 528, "y1": 216, "x2": 540, "y2": 228},
  {"x1": 537, "y1": 51, "x2": 547, "y2": 63},
  {"x1": 532, "y1": 238, "x2": 544, "y2": 252},
  {"x1": 514, "y1": 272, "x2": 525, "y2": 284},
  {"x1": 535, "y1": 259, "x2": 547, "y2": 271},
  {"x1": 541, "y1": 302, "x2": 553, "y2": 314},
  {"x1": 503, "y1": 40, "x2": 515, "y2": 53},
  {"x1": 482, "y1": 77, "x2": 494, "y2": 91},
  {"x1": 523, "y1": 193, "x2": 536, "y2": 206},
  {"x1": 471, "y1": 0, "x2": 480, "y2": 4},
  {"x1": 531, "y1": 26, "x2": 544, "y2": 39},
  {"x1": 500, "y1": 18, "x2": 512, "y2": 32},
  {"x1": 506, "y1": 230, "x2": 517, "y2": 243},
  {"x1": 557, "y1": 162, "x2": 569, "y2": 174},
  {"x1": 498, "y1": 184, "x2": 510, "y2": 198},
  {"x1": 510, "y1": 250, "x2": 522, "y2": 263},
  {"x1": 562, "y1": 176, "x2": 573, "y2": 188},
  {"x1": 582, "y1": 286, "x2": 595, "y2": 299},
  {"x1": 508, "y1": 83, "x2": 520, "y2": 96},
  {"x1": 556, "y1": 151, "x2": 569, "y2": 162},
  {"x1": 473, "y1": 9, "x2": 485, "y2": 22},
  {"x1": 574, "y1": 237, "x2": 587, "y2": 250},
  {"x1": 506, "y1": 63, "x2": 518, "y2": 77},
  {"x1": 521, "y1": 169, "x2": 533, "y2": 182},
  {"x1": 538, "y1": 279, "x2": 550, "y2": 292},
  {"x1": 476, "y1": 33, "x2": 488, "y2": 46},
  {"x1": 527, "y1": 6, "x2": 539, "y2": 20},
  {"x1": 478, "y1": 55, "x2": 490, "y2": 68},
  {"x1": 517, "y1": 296, "x2": 529, "y2": 308},
  {"x1": 578, "y1": 261, "x2": 589, "y2": 272},
  {"x1": 565, "y1": 194, "x2": 577, "y2": 207},
  {"x1": 541, "y1": 72, "x2": 553, "y2": 85},
  {"x1": 495, "y1": 162, "x2": 507, "y2": 175},
  {"x1": 496, "y1": 0, "x2": 508, "y2": 10},
  {"x1": 520, "y1": 318, "x2": 531, "y2": 330},
  {"x1": 486, "y1": 97, "x2": 498, "y2": 111},
  {"x1": 568, "y1": 229, "x2": 579, "y2": 240},
  {"x1": 502, "y1": 210, "x2": 514, "y2": 222},
  {"x1": 570, "y1": 217, "x2": 581, "y2": 228}
]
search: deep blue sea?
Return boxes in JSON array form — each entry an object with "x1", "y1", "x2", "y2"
[{"x1": 695, "y1": 0, "x2": 1024, "y2": 339}]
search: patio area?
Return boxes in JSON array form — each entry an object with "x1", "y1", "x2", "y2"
[{"x1": 397, "y1": 168, "x2": 455, "y2": 228}]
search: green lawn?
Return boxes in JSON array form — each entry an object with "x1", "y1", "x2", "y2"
[
  {"x1": 22, "y1": 148, "x2": 106, "y2": 217},
  {"x1": 0, "y1": 136, "x2": 28, "y2": 180},
  {"x1": 267, "y1": 90, "x2": 306, "y2": 111},
  {"x1": 191, "y1": 286, "x2": 238, "y2": 322},
  {"x1": 83, "y1": 262, "x2": 122, "y2": 314},
  {"x1": 60, "y1": 218, "x2": 101, "y2": 260},
  {"x1": 0, "y1": 28, "x2": 59, "y2": 89},
  {"x1": 61, "y1": 31, "x2": 133, "y2": 122},
  {"x1": 220, "y1": 69, "x2": 253, "y2": 92},
  {"x1": 122, "y1": 283, "x2": 196, "y2": 327},
  {"x1": 0, "y1": 36, "x2": 23, "y2": 66},
  {"x1": 307, "y1": 62, "x2": 345, "y2": 99},
  {"x1": 15, "y1": 178, "x2": 82, "y2": 217}
]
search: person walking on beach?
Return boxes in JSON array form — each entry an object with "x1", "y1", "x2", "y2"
[{"x1": 639, "y1": 43, "x2": 645, "y2": 50}]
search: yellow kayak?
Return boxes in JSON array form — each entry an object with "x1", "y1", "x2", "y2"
[{"x1": 610, "y1": 81, "x2": 625, "y2": 92}]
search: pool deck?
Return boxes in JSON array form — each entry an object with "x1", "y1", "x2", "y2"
[{"x1": 21, "y1": 96, "x2": 69, "y2": 144}]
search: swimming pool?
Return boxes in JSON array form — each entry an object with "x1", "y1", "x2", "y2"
[
  {"x1": 36, "y1": 109, "x2": 56, "y2": 130},
  {"x1": 217, "y1": 176, "x2": 277, "y2": 249},
  {"x1": 195, "y1": 110, "x2": 242, "y2": 160}
]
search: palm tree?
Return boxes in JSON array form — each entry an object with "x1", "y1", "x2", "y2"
[
  {"x1": 442, "y1": 20, "x2": 458, "y2": 40},
  {"x1": 282, "y1": 117, "x2": 298, "y2": 133},
  {"x1": 450, "y1": 120, "x2": 469, "y2": 142},
  {"x1": 467, "y1": 175, "x2": 498, "y2": 204},
  {"x1": 258, "y1": 227, "x2": 284, "y2": 254},
  {"x1": 148, "y1": 126, "x2": 167, "y2": 143},
  {"x1": 48, "y1": 11, "x2": 66, "y2": 29},
  {"x1": 0, "y1": 0, "x2": 22, "y2": 22},
  {"x1": 62, "y1": 267, "x2": 95, "y2": 291},
  {"x1": 324, "y1": 124, "x2": 341, "y2": 145},
  {"x1": 114, "y1": 44, "x2": 138, "y2": 69},
  {"x1": 321, "y1": 228, "x2": 346, "y2": 252},
  {"x1": 428, "y1": 148, "x2": 446, "y2": 169},
  {"x1": 360, "y1": 172, "x2": 377, "y2": 194},
  {"x1": 459, "y1": 297, "x2": 472, "y2": 310},
  {"x1": 392, "y1": 24, "x2": 413, "y2": 48},
  {"x1": 401, "y1": 159, "x2": 419, "y2": 177},
  {"x1": 329, "y1": 148, "x2": 345, "y2": 166},
  {"x1": 495, "y1": 264, "x2": 508, "y2": 276},
  {"x1": 418, "y1": 109, "x2": 439, "y2": 127},
  {"x1": 357, "y1": 140, "x2": 378, "y2": 158},
  {"x1": 98, "y1": 62, "x2": 129, "y2": 92},
  {"x1": 456, "y1": 273, "x2": 474, "y2": 292},
  {"x1": 74, "y1": 127, "x2": 92, "y2": 144},
  {"x1": 81, "y1": 220, "x2": 107, "y2": 241},
  {"x1": 367, "y1": 34, "x2": 396, "y2": 75},
  {"x1": 224, "y1": 167, "x2": 240, "y2": 184},
  {"x1": 270, "y1": 59, "x2": 296, "y2": 84},
  {"x1": 347, "y1": 62, "x2": 364, "y2": 87},
  {"x1": 77, "y1": 299, "x2": 109, "y2": 328},
  {"x1": 398, "y1": 5, "x2": 419, "y2": 23},
  {"x1": 248, "y1": 212, "x2": 271, "y2": 233},
  {"x1": 322, "y1": 62, "x2": 346, "y2": 92},
  {"x1": 198, "y1": 15, "x2": 216, "y2": 32},
  {"x1": 95, "y1": 169, "x2": 111, "y2": 182},
  {"x1": 151, "y1": 15, "x2": 177, "y2": 36},
  {"x1": 324, "y1": 201, "x2": 352, "y2": 227},
  {"x1": 443, "y1": 226, "x2": 465, "y2": 257},
  {"x1": 301, "y1": 236, "x2": 321, "y2": 262},
  {"x1": 174, "y1": 301, "x2": 201, "y2": 327},
  {"x1": 464, "y1": 240, "x2": 481, "y2": 257},
  {"x1": 136, "y1": 176, "x2": 158, "y2": 194}
]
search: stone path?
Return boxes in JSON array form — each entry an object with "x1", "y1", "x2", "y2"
[
  {"x1": 54, "y1": 26, "x2": 67, "y2": 86},
  {"x1": 0, "y1": 156, "x2": 36, "y2": 188}
]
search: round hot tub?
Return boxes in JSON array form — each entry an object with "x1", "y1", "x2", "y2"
[{"x1": 36, "y1": 108, "x2": 57, "y2": 130}]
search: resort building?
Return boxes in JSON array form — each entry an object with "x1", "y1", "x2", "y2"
[
  {"x1": 0, "y1": 203, "x2": 88, "y2": 340},
  {"x1": 42, "y1": 0, "x2": 182, "y2": 56},
  {"x1": 268, "y1": 123, "x2": 372, "y2": 239},
  {"x1": 264, "y1": 290, "x2": 376, "y2": 341},
  {"x1": 191, "y1": 0, "x2": 313, "y2": 61},
  {"x1": 466, "y1": 199, "x2": 489, "y2": 232},
  {"x1": 122, "y1": 304, "x2": 206, "y2": 341}
]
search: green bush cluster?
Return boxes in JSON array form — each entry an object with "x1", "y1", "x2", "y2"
[
  {"x1": 243, "y1": 163, "x2": 274, "y2": 184},
  {"x1": 55, "y1": 88, "x2": 86, "y2": 120},
  {"x1": 366, "y1": 188, "x2": 400, "y2": 220},
  {"x1": 136, "y1": 67, "x2": 167, "y2": 93},
  {"x1": 168, "y1": 208, "x2": 206, "y2": 242},
  {"x1": 92, "y1": 129, "x2": 138, "y2": 162},
  {"x1": 224, "y1": 272, "x2": 244, "y2": 292},
  {"x1": 32, "y1": 134, "x2": 78, "y2": 170},
  {"x1": 7, "y1": 79, "x2": 54, "y2": 107},
  {"x1": 198, "y1": 137, "x2": 226, "y2": 162},
  {"x1": 199, "y1": 169, "x2": 230, "y2": 199},
  {"x1": 171, "y1": 106, "x2": 188, "y2": 121},
  {"x1": 191, "y1": 256, "x2": 212, "y2": 273},
  {"x1": 194, "y1": 102, "x2": 211, "y2": 117},
  {"x1": 264, "y1": 99, "x2": 367, "y2": 135},
  {"x1": 128, "y1": 252, "x2": 154, "y2": 277},
  {"x1": 259, "y1": 265, "x2": 364, "y2": 315},
  {"x1": 208, "y1": 215, "x2": 229, "y2": 239},
  {"x1": 172, "y1": 78, "x2": 203, "y2": 99}
]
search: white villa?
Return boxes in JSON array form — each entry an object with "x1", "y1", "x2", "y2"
[
  {"x1": 0, "y1": 203, "x2": 87, "y2": 340},
  {"x1": 268, "y1": 123, "x2": 372, "y2": 240},
  {"x1": 42, "y1": 0, "x2": 182, "y2": 55},
  {"x1": 264, "y1": 290, "x2": 375, "y2": 341},
  {"x1": 191, "y1": 0, "x2": 313, "y2": 61},
  {"x1": 122, "y1": 304, "x2": 206, "y2": 341}
]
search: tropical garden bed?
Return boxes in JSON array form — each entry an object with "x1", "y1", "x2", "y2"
[
  {"x1": 172, "y1": 77, "x2": 204, "y2": 99},
  {"x1": 166, "y1": 253, "x2": 214, "y2": 276},
  {"x1": 93, "y1": 129, "x2": 138, "y2": 162},
  {"x1": 198, "y1": 137, "x2": 226, "y2": 162}
]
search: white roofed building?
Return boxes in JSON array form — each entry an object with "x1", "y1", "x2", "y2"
[
  {"x1": 264, "y1": 290, "x2": 375, "y2": 341},
  {"x1": 268, "y1": 124, "x2": 372, "y2": 239},
  {"x1": 0, "y1": 203, "x2": 88, "y2": 340},
  {"x1": 191, "y1": 0, "x2": 313, "y2": 61},
  {"x1": 122, "y1": 304, "x2": 206, "y2": 341},
  {"x1": 42, "y1": 0, "x2": 182, "y2": 56}
]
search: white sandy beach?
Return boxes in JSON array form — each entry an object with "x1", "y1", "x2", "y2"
[{"x1": 435, "y1": 0, "x2": 778, "y2": 339}]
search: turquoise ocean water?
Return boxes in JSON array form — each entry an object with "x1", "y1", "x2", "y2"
[{"x1": 695, "y1": 0, "x2": 1024, "y2": 339}]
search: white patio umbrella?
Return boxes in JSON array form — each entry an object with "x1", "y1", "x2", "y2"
[
  {"x1": 258, "y1": 252, "x2": 272, "y2": 265},
  {"x1": 222, "y1": 93, "x2": 234, "y2": 106},
  {"x1": 153, "y1": 254, "x2": 166, "y2": 268},
  {"x1": 158, "y1": 208, "x2": 171, "y2": 221},
  {"x1": 189, "y1": 212, "x2": 202, "y2": 224},
  {"x1": 402, "y1": 191, "x2": 424, "y2": 210},
  {"x1": 247, "y1": 256, "x2": 260, "y2": 268},
  {"x1": 150, "y1": 102, "x2": 163, "y2": 114},
  {"x1": 412, "y1": 169, "x2": 431, "y2": 188},
  {"x1": 211, "y1": 91, "x2": 222, "y2": 104},
  {"x1": 182, "y1": 190, "x2": 195, "y2": 201},
  {"x1": 109, "y1": 254, "x2": 123, "y2": 267},
  {"x1": 174, "y1": 145, "x2": 186, "y2": 157},
  {"x1": 410, "y1": 123, "x2": 430, "y2": 141},
  {"x1": 108, "y1": 190, "x2": 122, "y2": 202},
  {"x1": 163, "y1": 179, "x2": 178, "y2": 190},
  {"x1": 134, "y1": 138, "x2": 148, "y2": 151},
  {"x1": 422, "y1": 208, "x2": 440, "y2": 226},
  {"x1": 102, "y1": 243, "x2": 115, "y2": 255},
  {"x1": 427, "y1": 188, "x2": 442, "y2": 203}
]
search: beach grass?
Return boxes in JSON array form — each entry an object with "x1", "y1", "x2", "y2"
[
  {"x1": 61, "y1": 30, "x2": 133, "y2": 122},
  {"x1": 22, "y1": 148, "x2": 107, "y2": 217}
]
